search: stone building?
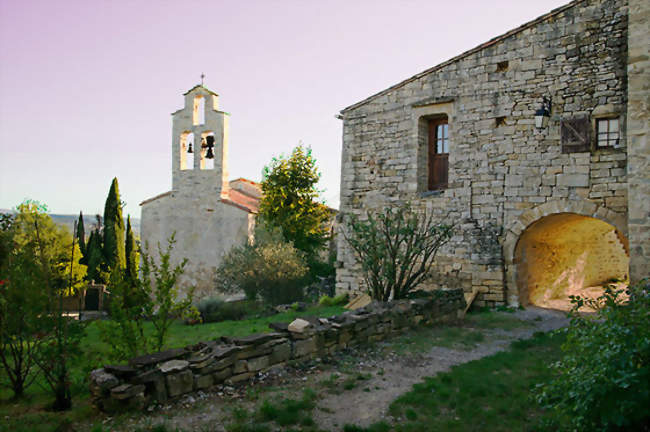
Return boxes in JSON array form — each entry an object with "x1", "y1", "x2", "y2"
[
  {"x1": 140, "y1": 85, "x2": 261, "y2": 297},
  {"x1": 336, "y1": 0, "x2": 649, "y2": 307}
]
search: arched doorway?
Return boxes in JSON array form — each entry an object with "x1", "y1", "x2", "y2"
[{"x1": 513, "y1": 212, "x2": 629, "y2": 309}]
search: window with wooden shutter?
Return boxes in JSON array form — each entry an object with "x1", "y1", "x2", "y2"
[
  {"x1": 560, "y1": 116, "x2": 590, "y2": 153},
  {"x1": 428, "y1": 118, "x2": 449, "y2": 190}
]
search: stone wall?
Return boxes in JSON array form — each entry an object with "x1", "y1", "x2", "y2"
[
  {"x1": 88, "y1": 290, "x2": 465, "y2": 412},
  {"x1": 626, "y1": 0, "x2": 650, "y2": 282},
  {"x1": 336, "y1": 0, "x2": 632, "y2": 307}
]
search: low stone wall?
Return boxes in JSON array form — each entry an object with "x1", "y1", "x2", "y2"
[{"x1": 89, "y1": 289, "x2": 465, "y2": 412}]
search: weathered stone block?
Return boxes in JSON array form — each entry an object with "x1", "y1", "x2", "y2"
[
  {"x1": 213, "y1": 366, "x2": 233, "y2": 383},
  {"x1": 159, "y1": 359, "x2": 189, "y2": 374},
  {"x1": 288, "y1": 318, "x2": 312, "y2": 333},
  {"x1": 194, "y1": 374, "x2": 214, "y2": 390},
  {"x1": 293, "y1": 337, "x2": 317, "y2": 358},
  {"x1": 165, "y1": 369, "x2": 194, "y2": 397},
  {"x1": 111, "y1": 383, "x2": 145, "y2": 400}
]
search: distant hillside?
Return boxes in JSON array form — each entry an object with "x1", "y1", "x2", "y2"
[{"x1": 0, "y1": 209, "x2": 140, "y2": 237}]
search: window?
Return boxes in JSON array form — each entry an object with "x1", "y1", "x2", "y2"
[
  {"x1": 180, "y1": 132, "x2": 194, "y2": 170},
  {"x1": 428, "y1": 118, "x2": 449, "y2": 190},
  {"x1": 597, "y1": 118, "x2": 619, "y2": 148},
  {"x1": 193, "y1": 95, "x2": 205, "y2": 125}
]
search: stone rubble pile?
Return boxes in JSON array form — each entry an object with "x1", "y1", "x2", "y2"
[{"x1": 89, "y1": 289, "x2": 465, "y2": 412}]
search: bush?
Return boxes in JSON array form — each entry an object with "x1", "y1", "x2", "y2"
[
  {"x1": 217, "y1": 225, "x2": 308, "y2": 306},
  {"x1": 344, "y1": 202, "x2": 454, "y2": 301},
  {"x1": 197, "y1": 298, "x2": 251, "y2": 323},
  {"x1": 318, "y1": 293, "x2": 349, "y2": 307},
  {"x1": 537, "y1": 280, "x2": 650, "y2": 431}
]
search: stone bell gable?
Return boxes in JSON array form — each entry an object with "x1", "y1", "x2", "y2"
[
  {"x1": 140, "y1": 85, "x2": 261, "y2": 298},
  {"x1": 336, "y1": 0, "x2": 649, "y2": 307}
]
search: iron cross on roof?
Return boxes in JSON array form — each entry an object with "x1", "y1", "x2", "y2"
[{"x1": 200, "y1": 73, "x2": 205, "y2": 85}]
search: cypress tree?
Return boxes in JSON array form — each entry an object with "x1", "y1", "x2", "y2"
[
  {"x1": 77, "y1": 211, "x2": 87, "y2": 264},
  {"x1": 86, "y1": 230, "x2": 104, "y2": 283},
  {"x1": 125, "y1": 215, "x2": 138, "y2": 283},
  {"x1": 103, "y1": 177, "x2": 126, "y2": 271}
]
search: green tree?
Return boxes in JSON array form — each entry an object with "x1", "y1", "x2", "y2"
[
  {"x1": 76, "y1": 211, "x2": 86, "y2": 261},
  {"x1": 141, "y1": 234, "x2": 192, "y2": 352},
  {"x1": 0, "y1": 211, "x2": 48, "y2": 398},
  {"x1": 98, "y1": 269, "x2": 148, "y2": 361},
  {"x1": 125, "y1": 215, "x2": 138, "y2": 285},
  {"x1": 217, "y1": 223, "x2": 308, "y2": 305},
  {"x1": 103, "y1": 177, "x2": 125, "y2": 271},
  {"x1": 344, "y1": 203, "x2": 454, "y2": 301},
  {"x1": 0, "y1": 202, "x2": 86, "y2": 408},
  {"x1": 259, "y1": 145, "x2": 331, "y2": 259},
  {"x1": 85, "y1": 229, "x2": 105, "y2": 283}
]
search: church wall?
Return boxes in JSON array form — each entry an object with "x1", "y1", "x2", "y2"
[
  {"x1": 141, "y1": 194, "x2": 254, "y2": 300},
  {"x1": 336, "y1": 0, "x2": 630, "y2": 306}
]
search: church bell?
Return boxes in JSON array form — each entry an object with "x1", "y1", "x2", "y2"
[
  {"x1": 204, "y1": 136, "x2": 215, "y2": 159},
  {"x1": 187, "y1": 142, "x2": 193, "y2": 153}
]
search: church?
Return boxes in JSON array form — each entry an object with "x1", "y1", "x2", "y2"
[{"x1": 140, "y1": 84, "x2": 261, "y2": 298}]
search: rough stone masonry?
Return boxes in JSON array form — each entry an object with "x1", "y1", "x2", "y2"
[{"x1": 336, "y1": 0, "x2": 649, "y2": 307}]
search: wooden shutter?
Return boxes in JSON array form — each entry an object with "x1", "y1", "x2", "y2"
[
  {"x1": 561, "y1": 116, "x2": 591, "y2": 153},
  {"x1": 428, "y1": 118, "x2": 449, "y2": 190}
]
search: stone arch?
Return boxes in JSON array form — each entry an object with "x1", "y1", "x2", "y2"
[{"x1": 503, "y1": 199, "x2": 629, "y2": 306}]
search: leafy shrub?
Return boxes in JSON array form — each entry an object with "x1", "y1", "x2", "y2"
[
  {"x1": 197, "y1": 298, "x2": 250, "y2": 323},
  {"x1": 344, "y1": 202, "x2": 454, "y2": 301},
  {"x1": 318, "y1": 293, "x2": 349, "y2": 307},
  {"x1": 537, "y1": 280, "x2": 650, "y2": 431},
  {"x1": 217, "y1": 225, "x2": 308, "y2": 306}
]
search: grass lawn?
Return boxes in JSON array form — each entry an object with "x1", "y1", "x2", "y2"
[
  {"x1": 0, "y1": 304, "x2": 346, "y2": 432},
  {"x1": 347, "y1": 331, "x2": 567, "y2": 432}
]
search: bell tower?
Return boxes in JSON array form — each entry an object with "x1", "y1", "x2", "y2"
[{"x1": 171, "y1": 83, "x2": 230, "y2": 198}]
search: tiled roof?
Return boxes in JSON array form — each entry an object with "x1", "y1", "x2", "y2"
[
  {"x1": 139, "y1": 191, "x2": 172, "y2": 206},
  {"x1": 221, "y1": 188, "x2": 260, "y2": 213}
]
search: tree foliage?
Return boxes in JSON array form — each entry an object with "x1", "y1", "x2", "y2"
[
  {"x1": 76, "y1": 211, "x2": 86, "y2": 260},
  {"x1": 125, "y1": 215, "x2": 138, "y2": 285},
  {"x1": 102, "y1": 177, "x2": 125, "y2": 271},
  {"x1": 217, "y1": 224, "x2": 308, "y2": 305},
  {"x1": 141, "y1": 234, "x2": 192, "y2": 352},
  {"x1": 98, "y1": 269, "x2": 148, "y2": 361},
  {"x1": 344, "y1": 203, "x2": 454, "y2": 301},
  {"x1": 537, "y1": 280, "x2": 650, "y2": 431},
  {"x1": 0, "y1": 211, "x2": 48, "y2": 398},
  {"x1": 0, "y1": 202, "x2": 86, "y2": 409},
  {"x1": 259, "y1": 146, "x2": 331, "y2": 258}
]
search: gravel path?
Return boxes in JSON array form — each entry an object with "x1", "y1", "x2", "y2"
[{"x1": 313, "y1": 306, "x2": 568, "y2": 430}]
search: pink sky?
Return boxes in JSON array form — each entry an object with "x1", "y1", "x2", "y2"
[{"x1": 0, "y1": 0, "x2": 569, "y2": 218}]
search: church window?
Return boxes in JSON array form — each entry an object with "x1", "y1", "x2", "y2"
[
  {"x1": 428, "y1": 117, "x2": 449, "y2": 190},
  {"x1": 193, "y1": 95, "x2": 205, "y2": 125},
  {"x1": 200, "y1": 132, "x2": 215, "y2": 170},
  {"x1": 596, "y1": 118, "x2": 620, "y2": 148},
  {"x1": 180, "y1": 132, "x2": 194, "y2": 170}
]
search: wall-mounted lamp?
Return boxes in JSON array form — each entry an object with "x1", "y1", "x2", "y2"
[{"x1": 535, "y1": 97, "x2": 552, "y2": 129}]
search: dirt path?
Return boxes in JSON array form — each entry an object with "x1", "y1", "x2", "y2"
[
  {"x1": 313, "y1": 306, "x2": 568, "y2": 430},
  {"x1": 92, "y1": 307, "x2": 568, "y2": 432}
]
